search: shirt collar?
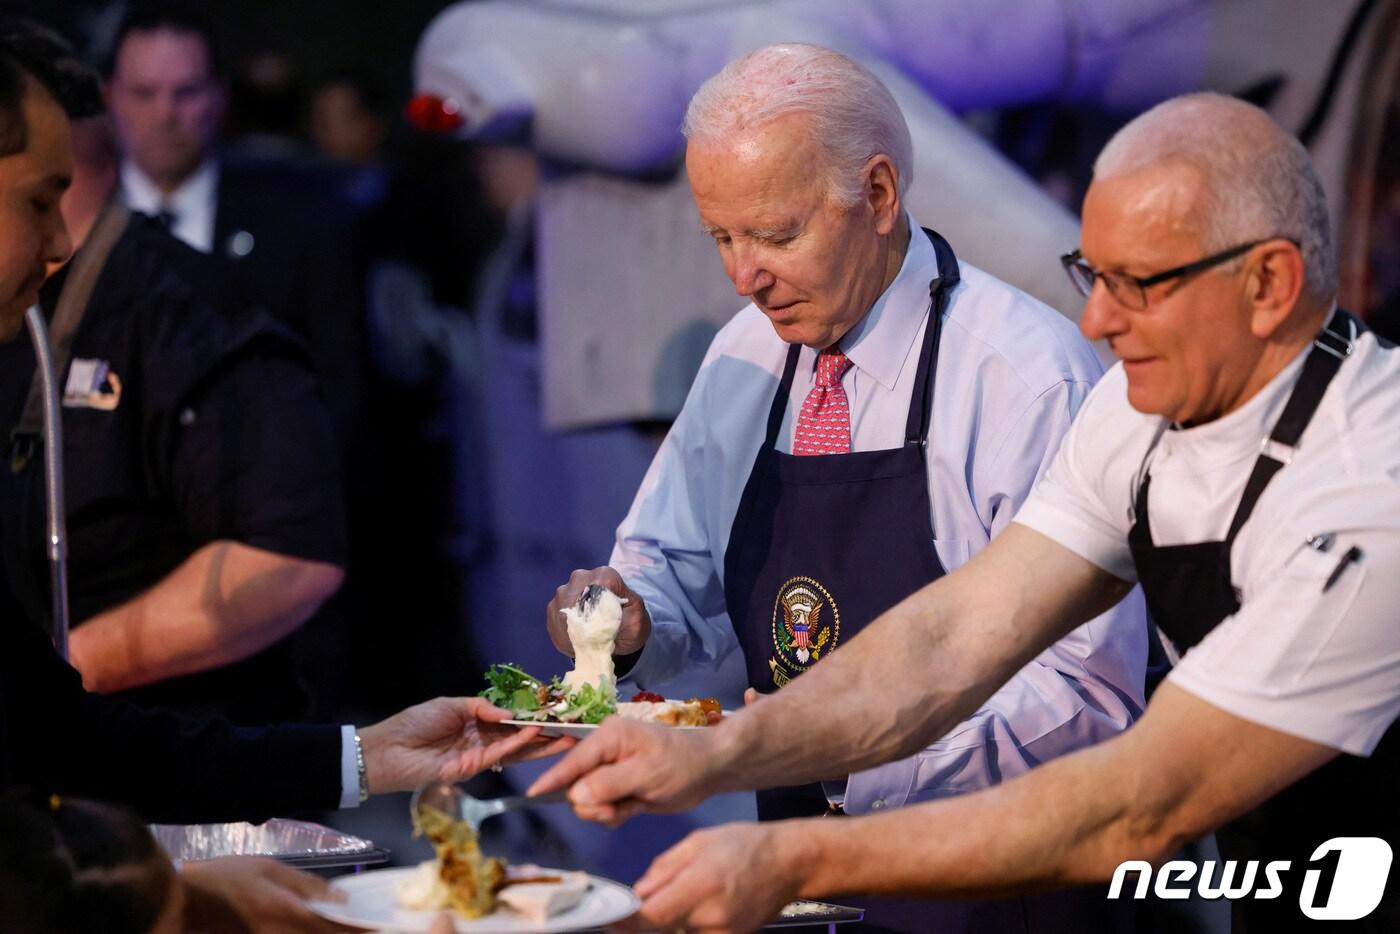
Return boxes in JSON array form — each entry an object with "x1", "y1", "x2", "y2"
[
  {"x1": 119, "y1": 158, "x2": 219, "y2": 219},
  {"x1": 833, "y1": 212, "x2": 941, "y2": 391}
]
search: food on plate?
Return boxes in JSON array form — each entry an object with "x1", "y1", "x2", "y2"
[
  {"x1": 405, "y1": 805, "x2": 505, "y2": 918},
  {"x1": 495, "y1": 866, "x2": 590, "y2": 923},
  {"x1": 618, "y1": 697, "x2": 722, "y2": 727},
  {"x1": 483, "y1": 663, "x2": 722, "y2": 727},
  {"x1": 481, "y1": 662, "x2": 616, "y2": 724},
  {"x1": 481, "y1": 585, "x2": 623, "y2": 724},
  {"x1": 482, "y1": 584, "x2": 722, "y2": 726},
  {"x1": 402, "y1": 805, "x2": 591, "y2": 921},
  {"x1": 400, "y1": 808, "x2": 591, "y2": 922}
]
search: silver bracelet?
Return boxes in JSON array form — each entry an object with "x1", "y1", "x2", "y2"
[{"x1": 353, "y1": 731, "x2": 370, "y2": 803}]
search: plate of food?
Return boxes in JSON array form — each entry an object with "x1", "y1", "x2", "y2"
[
  {"x1": 309, "y1": 866, "x2": 639, "y2": 932},
  {"x1": 308, "y1": 804, "x2": 639, "y2": 932},
  {"x1": 482, "y1": 585, "x2": 724, "y2": 736}
]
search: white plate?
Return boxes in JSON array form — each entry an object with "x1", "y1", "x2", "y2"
[
  {"x1": 308, "y1": 866, "x2": 640, "y2": 933},
  {"x1": 501, "y1": 719, "x2": 611, "y2": 737},
  {"x1": 502, "y1": 715, "x2": 723, "y2": 737}
]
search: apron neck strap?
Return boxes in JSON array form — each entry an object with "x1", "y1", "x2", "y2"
[
  {"x1": 1222, "y1": 309, "x2": 1359, "y2": 543},
  {"x1": 904, "y1": 228, "x2": 961, "y2": 445},
  {"x1": 766, "y1": 344, "x2": 803, "y2": 450}
]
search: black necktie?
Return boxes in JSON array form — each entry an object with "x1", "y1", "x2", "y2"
[{"x1": 155, "y1": 207, "x2": 177, "y2": 230}]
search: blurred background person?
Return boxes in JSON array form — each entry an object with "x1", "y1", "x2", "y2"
[
  {"x1": 0, "y1": 792, "x2": 186, "y2": 934},
  {"x1": 311, "y1": 63, "x2": 391, "y2": 210},
  {"x1": 0, "y1": 791, "x2": 351, "y2": 932},
  {"x1": 103, "y1": 1, "x2": 370, "y2": 461},
  {"x1": 311, "y1": 64, "x2": 387, "y2": 167}
]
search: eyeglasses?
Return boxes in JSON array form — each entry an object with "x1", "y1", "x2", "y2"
[{"x1": 1060, "y1": 240, "x2": 1269, "y2": 310}]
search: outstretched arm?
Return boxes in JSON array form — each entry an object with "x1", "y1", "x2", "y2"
[
  {"x1": 532, "y1": 524, "x2": 1131, "y2": 814},
  {"x1": 627, "y1": 683, "x2": 1339, "y2": 932}
]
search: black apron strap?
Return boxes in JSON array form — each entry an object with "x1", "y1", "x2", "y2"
[
  {"x1": 905, "y1": 229, "x2": 961, "y2": 445},
  {"x1": 10, "y1": 200, "x2": 131, "y2": 473},
  {"x1": 764, "y1": 344, "x2": 802, "y2": 452},
  {"x1": 1223, "y1": 310, "x2": 1358, "y2": 543}
]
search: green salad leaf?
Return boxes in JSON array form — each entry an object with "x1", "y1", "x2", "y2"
[
  {"x1": 554, "y1": 681, "x2": 617, "y2": 724},
  {"x1": 481, "y1": 663, "x2": 544, "y2": 712},
  {"x1": 479, "y1": 664, "x2": 618, "y2": 723}
]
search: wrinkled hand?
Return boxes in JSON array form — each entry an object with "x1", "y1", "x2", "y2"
[
  {"x1": 180, "y1": 855, "x2": 350, "y2": 933},
  {"x1": 527, "y1": 716, "x2": 720, "y2": 825},
  {"x1": 623, "y1": 823, "x2": 807, "y2": 934},
  {"x1": 359, "y1": 697, "x2": 574, "y2": 794},
  {"x1": 546, "y1": 567, "x2": 651, "y2": 657}
]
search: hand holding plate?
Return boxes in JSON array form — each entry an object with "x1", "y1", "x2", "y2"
[{"x1": 358, "y1": 697, "x2": 567, "y2": 794}]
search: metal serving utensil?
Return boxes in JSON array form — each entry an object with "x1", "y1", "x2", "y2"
[{"x1": 410, "y1": 782, "x2": 571, "y2": 832}]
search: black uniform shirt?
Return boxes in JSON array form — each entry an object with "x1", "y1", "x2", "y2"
[{"x1": 0, "y1": 215, "x2": 346, "y2": 723}]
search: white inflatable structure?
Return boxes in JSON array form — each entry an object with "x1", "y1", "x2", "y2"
[
  {"x1": 414, "y1": 0, "x2": 1394, "y2": 426},
  {"x1": 415, "y1": 0, "x2": 1219, "y2": 425}
]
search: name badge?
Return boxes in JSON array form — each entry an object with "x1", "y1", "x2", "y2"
[{"x1": 63, "y1": 358, "x2": 122, "y2": 411}]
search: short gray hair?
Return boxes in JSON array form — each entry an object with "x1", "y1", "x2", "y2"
[
  {"x1": 1094, "y1": 92, "x2": 1336, "y2": 301},
  {"x1": 682, "y1": 43, "x2": 913, "y2": 207}
]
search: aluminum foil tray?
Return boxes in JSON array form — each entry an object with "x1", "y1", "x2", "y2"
[{"x1": 152, "y1": 818, "x2": 388, "y2": 869}]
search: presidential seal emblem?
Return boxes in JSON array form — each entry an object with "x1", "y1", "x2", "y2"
[{"x1": 771, "y1": 577, "x2": 840, "y2": 684}]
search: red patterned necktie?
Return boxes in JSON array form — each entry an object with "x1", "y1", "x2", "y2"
[{"x1": 793, "y1": 350, "x2": 853, "y2": 455}]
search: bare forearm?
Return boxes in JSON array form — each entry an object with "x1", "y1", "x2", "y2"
[
  {"x1": 69, "y1": 541, "x2": 343, "y2": 692},
  {"x1": 784, "y1": 686, "x2": 1341, "y2": 901},
  {"x1": 787, "y1": 739, "x2": 1163, "y2": 901}
]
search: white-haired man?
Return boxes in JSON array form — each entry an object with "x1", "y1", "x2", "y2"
[
  {"x1": 534, "y1": 91, "x2": 1400, "y2": 932},
  {"x1": 544, "y1": 43, "x2": 1148, "y2": 931}
]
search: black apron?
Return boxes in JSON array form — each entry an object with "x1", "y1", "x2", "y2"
[
  {"x1": 1129, "y1": 310, "x2": 1398, "y2": 932},
  {"x1": 723, "y1": 231, "x2": 1133, "y2": 933}
]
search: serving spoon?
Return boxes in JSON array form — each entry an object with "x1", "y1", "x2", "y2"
[{"x1": 410, "y1": 782, "x2": 571, "y2": 832}]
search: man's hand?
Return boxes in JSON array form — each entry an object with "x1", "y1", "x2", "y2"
[
  {"x1": 546, "y1": 567, "x2": 652, "y2": 657},
  {"x1": 527, "y1": 717, "x2": 722, "y2": 824},
  {"x1": 359, "y1": 697, "x2": 574, "y2": 794},
  {"x1": 180, "y1": 855, "x2": 349, "y2": 933},
  {"x1": 624, "y1": 823, "x2": 811, "y2": 934}
]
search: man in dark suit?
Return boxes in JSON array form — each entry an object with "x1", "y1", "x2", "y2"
[{"x1": 103, "y1": 2, "x2": 369, "y2": 452}]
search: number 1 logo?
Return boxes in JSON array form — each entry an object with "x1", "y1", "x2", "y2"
[{"x1": 1299, "y1": 838, "x2": 1393, "y2": 920}]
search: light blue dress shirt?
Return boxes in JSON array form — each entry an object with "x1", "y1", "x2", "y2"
[{"x1": 613, "y1": 219, "x2": 1147, "y2": 813}]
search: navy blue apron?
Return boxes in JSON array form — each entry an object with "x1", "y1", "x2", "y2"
[
  {"x1": 1129, "y1": 311, "x2": 1398, "y2": 931},
  {"x1": 722, "y1": 230, "x2": 1132, "y2": 933},
  {"x1": 722, "y1": 228, "x2": 954, "y2": 822}
]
